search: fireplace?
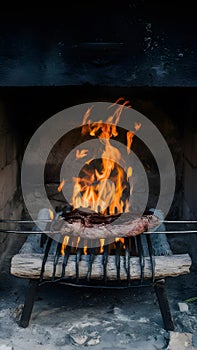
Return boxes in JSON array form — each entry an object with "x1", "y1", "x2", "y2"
[
  {"x1": 0, "y1": 87, "x2": 195, "y2": 331},
  {"x1": 0, "y1": 2, "x2": 196, "y2": 344},
  {"x1": 0, "y1": 86, "x2": 196, "y2": 268}
]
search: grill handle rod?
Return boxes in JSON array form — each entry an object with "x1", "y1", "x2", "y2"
[
  {"x1": 1, "y1": 219, "x2": 197, "y2": 224},
  {"x1": 0, "y1": 229, "x2": 196, "y2": 235}
]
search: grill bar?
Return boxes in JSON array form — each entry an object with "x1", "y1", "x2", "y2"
[
  {"x1": 40, "y1": 233, "x2": 47, "y2": 248},
  {"x1": 163, "y1": 220, "x2": 197, "y2": 223},
  {"x1": 76, "y1": 246, "x2": 83, "y2": 282},
  {"x1": 61, "y1": 237, "x2": 72, "y2": 277},
  {"x1": 1, "y1": 229, "x2": 196, "y2": 234},
  {"x1": 52, "y1": 242, "x2": 62, "y2": 281},
  {"x1": 102, "y1": 243, "x2": 108, "y2": 284},
  {"x1": 115, "y1": 240, "x2": 121, "y2": 282},
  {"x1": 87, "y1": 245, "x2": 96, "y2": 281},
  {"x1": 146, "y1": 234, "x2": 155, "y2": 283},
  {"x1": 1, "y1": 219, "x2": 197, "y2": 224},
  {"x1": 145, "y1": 230, "x2": 197, "y2": 234},
  {"x1": 136, "y1": 235, "x2": 145, "y2": 284},
  {"x1": 40, "y1": 237, "x2": 53, "y2": 281},
  {"x1": 124, "y1": 237, "x2": 131, "y2": 285}
]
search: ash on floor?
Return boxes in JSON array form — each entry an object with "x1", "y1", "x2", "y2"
[{"x1": 0, "y1": 270, "x2": 196, "y2": 350}]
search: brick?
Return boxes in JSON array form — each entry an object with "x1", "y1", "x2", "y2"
[
  {"x1": 0, "y1": 101, "x2": 9, "y2": 133},
  {"x1": 0, "y1": 160, "x2": 18, "y2": 209},
  {"x1": 184, "y1": 160, "x2": 197, "y2": 216},
  {"x1": 0, "y1": 133, "x2": 7, "y2": 169},
  {"x1": 6, "y1": 134, "x2": 17, "y2": 164},
  {"x1": 0, "y1": 132, "x2": 18, "y2": 169},
  {"x1": 0, "y1": 198, "x2": 23, "y2": 268},
  {"x1": 184, "y1": 131, "x2": 197, "y2": 167}
]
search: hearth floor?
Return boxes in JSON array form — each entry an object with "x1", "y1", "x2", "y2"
[{"x1": 0, "y1": 271, "x2": 196, "y2": 349}]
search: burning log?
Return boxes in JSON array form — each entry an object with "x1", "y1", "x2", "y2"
[
  {"x1": 11, "y1": 253, "x2": 191, "y2": 280},
  {"x1": 53, "y1": 208, "x2": 161, "y2": 239}
]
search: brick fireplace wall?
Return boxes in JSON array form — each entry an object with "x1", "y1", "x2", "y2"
[
  {"x1": 184, "y1": 131, "x2": 197, "y2": 217},
  {"x1": 0, "y1": 100, "x2": 24, "y2": 270}
]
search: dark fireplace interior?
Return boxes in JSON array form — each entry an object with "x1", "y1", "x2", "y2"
[{"x1": 0, "y1": 86, "x2": 196, "y2": 271}]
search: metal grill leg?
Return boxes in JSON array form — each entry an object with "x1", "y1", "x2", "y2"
[
  {"x1": 154, "y1": 279, "x2": 175, "y2": 331},
  {"x1": 19, "y1": 279, "x2": 39, "y2": 328}
]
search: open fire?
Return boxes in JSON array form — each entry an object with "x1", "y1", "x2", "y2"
[
  {"x1": 58, "y1": 98, "x2": 141, "y2": 215},
  {"x1": 3, "y1": 98, "x2": 193, "y2": 332},
  {"x1": 57, "y1": 98, "x2": 142, "y2": 255}
]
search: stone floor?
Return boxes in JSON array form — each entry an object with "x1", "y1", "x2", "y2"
[{"x1": 0, "y1": 269, "x2": 196, "y2": 349}]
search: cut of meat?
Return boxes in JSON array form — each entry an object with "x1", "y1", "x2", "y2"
[{"x1": 53, "y1": 208, "x2": 161, "y2": 239}]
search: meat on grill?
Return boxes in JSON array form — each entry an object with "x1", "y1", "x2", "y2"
[{"x1": 53, "y1": 208, "x2": 161, "y2": 239}]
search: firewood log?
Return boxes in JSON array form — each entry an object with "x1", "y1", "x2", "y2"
[{"x1": 11, "y1": 253, "x2": 191, "y2": 280}]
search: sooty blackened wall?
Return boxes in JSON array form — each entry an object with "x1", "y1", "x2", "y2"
[{"x1": 0, "y1": 1, "x2": 196, "y2": 87}]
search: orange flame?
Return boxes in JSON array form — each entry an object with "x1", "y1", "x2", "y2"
[
  {"x1": 85, "y1": 157, "x2": 94, "y2": 165},
  {"x1": 83, "y1": 245, "x2": 88, "y2": 255},
  {"x1": 127, "y1": 123, "x2": 141, "y2": 154},
  {"x1": 100, "y1": 239, "x2": 105, "y2": 253},
  {"x1": 48, "y1": 209, "x2": 54, "y2": 220},
  {"x1": 76, "y1": 236, "x2": 80, "y2": 249},
  {"x1": 76, "y1": 149, "x2": 88, "y2": 159},
  {"x1": 115, "y1": 238, "x2": 125, "y2": 244},
  {"x1": 61, "y1": 235, "x2": 69, "y2": 255},
  {"x1": 58, "y1": 179, "x2": 65, "y2": 192},
  {"x1": 126, "y1": 131, "x2": 134, "y2": 154},
  {"x1": 70, "y1": 100, "x2": 141, "y2": 215},
  {"x1": 127, "y1": 166, "x2": 132, "y2": 178},
  {"x1": 134, "y1": 122, "x2": 141, "y2": 131}
]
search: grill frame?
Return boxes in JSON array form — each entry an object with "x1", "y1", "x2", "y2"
[
  {"x1": 2, "y1": 216, "x2": 196, "y2": 330},
  {"x1": 14, "y1": 227, "x2": 175, "y2": 331}
]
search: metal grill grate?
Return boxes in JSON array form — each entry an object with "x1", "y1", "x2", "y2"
[{"x1": 39, "y1": 233, "x2": 155, "y2": 288}]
